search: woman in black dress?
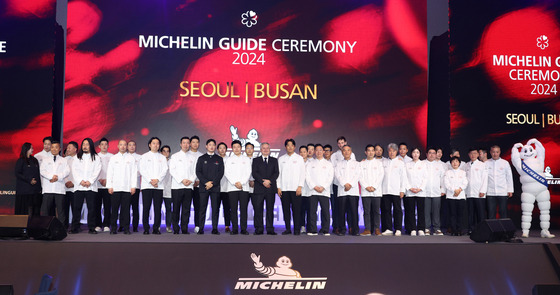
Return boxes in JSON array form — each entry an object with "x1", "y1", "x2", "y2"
[{"x1": 14, "y1": 142, "x2": 42, "y2": 215}]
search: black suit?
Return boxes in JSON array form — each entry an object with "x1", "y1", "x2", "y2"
[
  {"x1": 196, "y1": 153, "x2": 224, "y2": 231},
  {"x1": 251, "y1": 156, "x2": 279, "y2": 233}
]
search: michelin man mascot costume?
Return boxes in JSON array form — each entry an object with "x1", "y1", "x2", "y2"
[{"x1": 511, "y1": 138, "x2": 555, "y2": 238}]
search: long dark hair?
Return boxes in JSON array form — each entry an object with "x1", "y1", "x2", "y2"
[
  {"x1": 19, "y1": 142, "x2": 32, "y2": 163},
  {"x1": 77, "y1": 138, "x2": 98, "y2": 161}
]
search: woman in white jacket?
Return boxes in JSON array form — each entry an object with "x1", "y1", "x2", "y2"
[
  {"x1": 444, "y1": 156, "x2": 468, "y2": 236},
  {"x1": 404, "y1": 148, "x2": 427, "y2": 236}
]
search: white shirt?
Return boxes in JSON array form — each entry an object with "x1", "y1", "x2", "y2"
[
  {"x1": 97, "y1": 152, "x2": 113, "y2": 189},
  {"x1": 359, "y1": 159, "x2": 384, "y2": 197},
  {"x1": 72, "y1": 153, "x2": 102, "y2": 192},
  {"x1": 277, "y1": 153, "x2": 306, "y2": 191},
  {"x1": 306, "y1": 158, "x2": 334, "y2": 197},
  {"x1": 129, "y1": 152, "x2": 142, "y2": 188},
  {"x1": 188, "y1": 150, "x2": 204, "y2": 182},
  {"x1": 35, "y1": 149, "x2": 50, "y2": 165},
  {"x1": 444, "y1": 168, "x2": 468, "y2": 200},
  {"x1": 486, "y1": 158, "x2": 514, "y2": 196},
  {"x1": 40, "y1": 154, "x2": 70, "y2": 194},
  {"x1": 398, "y1": 155, "x2": 413, "y2": 164},
  {"x1": 301, "y1": 159, "x2": 314, "y2": 197},
  {"x1": 106, "y1": 152, "x2": 137, "y2": 193},
  {"x1": 331, "y1": 150, "x2": 356, "y2": 185},
  {"x1": 382, "y1": 157, "x2": 408, "y2": 195},
  {"x1": 462, "y1": 160, "x2": 488, "y2": 198},
  {"x1": 423, "y1": 160, "x2": 446, "y2": 197},
  {"x1": 64, "y1": 155, "x2": 76, "y2": 193},
  {"x1": 169, "y1": 150, "x2": 197, "y2": 190},
  {"x1": 405, "y1": 160, "x2": 427, "y2": 197},
  {"x1": 139, "y1": 151, "x2": 168, "y2": 190},
  {"x1": 162, "y1": 159, "x2": 172, "y2": 198},
  {"x1": 335, "y1": 159, "x2": 361, "y2": 196},
  {"x1": 224, "y1": 154, "x2": 252, "y2": 192}
]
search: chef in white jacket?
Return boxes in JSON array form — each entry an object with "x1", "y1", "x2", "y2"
[
  {"x1": 404, "y1": 148, "x2": 427, "y2": 236},
  {"x1": 423, "y1": 147, "x2": 446, "y2": 235},
  {"x1": 381, "y1": 143, "x2": 408, "y2": 236},
  {"x1": 139, "y1": 137, "x2": 168, "y2": 235},
  {"x1": 462, "y1": 148, "x2": 488, "y2": 234},
  {"x1": 277, "y1": 139, "x2": 306, "y2": 235},
  {"x1": 106, "y1": 140, "x2": 137, "y2": 235},
  {"x1": 306, "y1": 144, "x2": 334, "y2": 236},
  {"x1": 225, "y1": 140, "x2": 252, "y2": 235},
  {"x1": 359, "y1": 144, "x2": 384, "y2": 236},
  {"x1": 71, "y1": 138, "x2": 102, "y2": 234},
  {"x1": 40, "y1": 141, "x2": 70, "y2": 227},
  {"x1": 169, "y1": 137, "x2": 197, "y2": 234},
  {"x1": 444, "y1": 156, "x2": 468, "y2": 236},
  {"x1": 335, "y1": 145, "x2": 361, "y2": 236}
]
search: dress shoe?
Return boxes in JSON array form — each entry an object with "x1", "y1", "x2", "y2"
[
  {"x1": 118, "y1": 227, "x2": 124, "y2": 232},
  {"x1": 241, "y1": 230, "x2": 249, "y2": 235},
  {"x1": 69, "y1": 229, "x2": 79, "y2": 234},
  {"x1": 88, "y1": 229, "x2": 97, "y2": 234},
  {"x1": 231, "y1": 230, "x2": 238, "y2": 235},
  {"x1": 281, "y1": 230, "x2": 292, "y2": 235},
  {"x1": 143, "y1": 230, "x2": 150, "y2": 235},
  {"x1": 197, "y1": 230, "x2": 204, "y2": 235},
  {"x1": 267, "y1": 231, "x2": 277, "y2": 235},
  {"x1": 173, "y1": 230, "x2": 180, "y2": 235},
  {"x1": 124, "y1": 230, "x2": 131, "y2": 235},
  {"x1": 153, "y1": 229, "x2": 161, "y2": 235},
  {"x1": 360, "y1": 230, "x2": 372, "y2": 236},
  {"x1": 110, "y1": 230, "x2": 117, "y2": 235},
  {"x1": 293, "y1": 231, "x2": 301, "y2": 236},
  {"x1": 211, "y1": 229, "x2": 220, "y2": 235},
  {"x1": 182, "y1": 231, "x2": 190, "y2": 235},
  {"x1": 133, "y1": 227, "x2": 138, "y2": 232},
  {"x1": 335, "y1": 231, "x2": 345, "y2": 236},
  {"x1": 254, "y1": 231, "x2": 264, "y2": 235}
]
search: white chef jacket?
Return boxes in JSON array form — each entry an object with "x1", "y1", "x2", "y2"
[
  {"x1": 301, "y1": 159, "x2": 314, "y2": 197},
  {"x1": 139, "y1": 151, "x2": 168, "y2": 190},
  {"x1": 72, "y1": 153, "x2": 102, "y2": 192},
  {"x1": 305, "y1": 158, "x2": 334, "y2": 197},
  {"x1": 169, "y1": 150, "x2": 197, "y2": 190},
  {"x1": 224, "y1": 154, "x2": 252, "y2": 192},
  {"x1": 444, "y1": 168, "x2": 468, "y2": 200},
  {"x1": 382, "y1": 157, "x2": 408, "y2": 196},
  {"x1": 277, "y1": 153, "x2": 306, "y2": 191},
  {"x1": 64, "y1": 155, "x2": 76, "y2": 193},
  {"x1": 40, "y1": 154, "x2": 70, "y2": 194},
  {"x1": 398, "y1": 155, "x2": 413, "y2": 164},
  {"x1": 335, "y1": 159, "x2": 360, "y2": 196},
  {"x1": 486, "y1": 158, "x2": 514, "y2": 196},
  {"x1": 423, "y1": 160, "x2": 446, "y2": 197},
  {"x1": 106, "y1": 152, "x2": 137, "y2": 193},
  {"x1": 462, "y1": 160, "x2": 488, "y2": 198},
  {"x1": 359, "y1": 158, "x2": 384, "y2": 197},
  {"x1": 405, "y1": 160, "x2": 427, "y2": 197},
  {"x1": 220, "y1": 155, "x2": 229, "y2": 192},
  {"x1": 35, "y1": 149, "x2": 50, "y2": 165},
  {"x1": 331, "y1": 150, "x2": 356, "y2": 186},
  {"x1": 130, "y1": 152, "x2": 142, "y2": 189},
  {"x1": 97, "y1": 152, "x2": 113, "y2": 189}
]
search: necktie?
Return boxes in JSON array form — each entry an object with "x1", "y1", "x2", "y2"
[
  {"x1": 264, "y1": 157, "x2": 268, "y2": 165},
  {"x1": 53, "y1": 155, "x2": 56, "y2": 162}
]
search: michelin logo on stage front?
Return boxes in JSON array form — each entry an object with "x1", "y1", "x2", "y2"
[{"x1": 234, "y1": 253, "x2": 327, "y2": 290}]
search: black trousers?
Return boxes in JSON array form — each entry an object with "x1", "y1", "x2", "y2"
[
  {"x1": 171, "y1": 189, "x2": 193, "y2": 232},
  {"x1": 487, "y1": 195, "x2": 508, "y2": 219},
  {"x1": 403, "y1": 197, "x2": 425, "y2": 233},
  {"x1": 40, "y1": 193, "x2": 67, "y2": 227},
  {"x1": 193, "y1": 187, "x2": 201, "y2": 227},
  {"x1": 252, "y1": 191, "x2": 276, "y2": 233},
  {"x1": 199, "y1": 190, "x2": 220, "y2": 230},
  {"x1": 220, "y1": 192, "x2": 231, "y2": 226},
  {"x1": 309, "y1": 195, "x2": 330, "y2": 233},
  {"x1": 468, "y1": 198, "x2": 486, "y2": 231},
  {"x1": 337, "y1": 195, "x2": 359, "y2": 234},
  {"x1": 280, "y1": 191, "x2": 301, "y2": 233},
  {"x1": 330, "y1": 185, "x2": 338, "y2": 231},
  {"x1": 300, "y1": 197, "x2": 311, "y2": 231},
  {"x1": 448, "y1": 199, "x2": 466, "y2": 233},
  {"x1": 142, "y1": 189, "x2": 163, "y2": 231},
  {"x1": 65, "y1": 191, "x2": 74, "y2": 229},
  {"x1": 111, "y1": 192, "x2": 131, "y2": 230},
  {"x1": 362, "y1": 197, "x2": 381, "y2": 232},
  {"x1": 72, "y1": 190, "x2": 96, "y2": 231},
  {"x1": 130, "y1": 189, "x2": 140, "y2": 230},
  {"x1": 229, "y1": 191, "x2": 249, "y2": 231},
  {"x1": 163, "y1": 197, "x2": 172, "y2": 228},
  {"x1": 382, "y1": 194, "x2": 403, "y2": 231},
  {"x1": 96, "y1": 188, "x2": 111, "y2": 228},
  {"x1": 15, "y1": 193, "x2": 41, "y2": 216}
]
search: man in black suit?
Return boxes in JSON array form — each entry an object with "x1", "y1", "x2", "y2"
[
  {"x1": 195, "y1": 139, "x2": 224, "y2": 235},
  {"x1": 251, "y1": 142, "x2": 279, "y2": 235}
]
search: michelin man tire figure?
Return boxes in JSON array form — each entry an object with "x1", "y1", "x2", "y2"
[{"x1": 511, "y1": 138, "x2": 555, "y2": 238}]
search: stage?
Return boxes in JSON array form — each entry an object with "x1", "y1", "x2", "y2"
[{"x1": 1, "y1": 227, "x2": 559, "y2": 295}]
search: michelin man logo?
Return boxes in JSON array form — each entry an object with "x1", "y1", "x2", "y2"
[
  {"x1": 241, "y1": 10, "x2": 258, "y2": 28},
  {"x1": 544, "y1": 166, "x2": 554, "y2": 179},
  {"x1": 230, "y1": 125, "x2": 260, "y2": 148},
  {"x1": 251, "y1": 253, "x2": 301, "y2": 279},
  {"x1": 511, "y1": 138, "x2": 555, "y2": 238}
]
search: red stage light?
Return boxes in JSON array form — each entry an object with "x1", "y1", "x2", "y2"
[{"x1": 4, "y1": 0, "x2": 55, "y2": 18}]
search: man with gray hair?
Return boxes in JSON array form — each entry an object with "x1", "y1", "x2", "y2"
[
  {"x1": 381, "y1": 143, "x2": 408, "y2": 236},
  {"x1": 252, "y1": 142, "x2": 280, "y2": 235}
]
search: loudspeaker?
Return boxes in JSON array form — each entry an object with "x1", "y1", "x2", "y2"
[
  {"x1": 27, "y1": 216, "x2": 67, "y2": 241},
  {"x1": 532, "y1": 285, "x2": 560, "y2": 295},
  {"x1": 470, "y1": 218, "x2": 516, "y2": 243},
  {"x1": 0, "y1": 215, "x2": 29, "y2": 238}
]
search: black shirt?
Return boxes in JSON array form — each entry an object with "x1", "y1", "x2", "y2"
[
  {"x1": 195, "y1": 153, "x2": 224, "y2": 193},
  {"x1": 15, "y1": 157, "x2": 42, "y2": 195}
]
